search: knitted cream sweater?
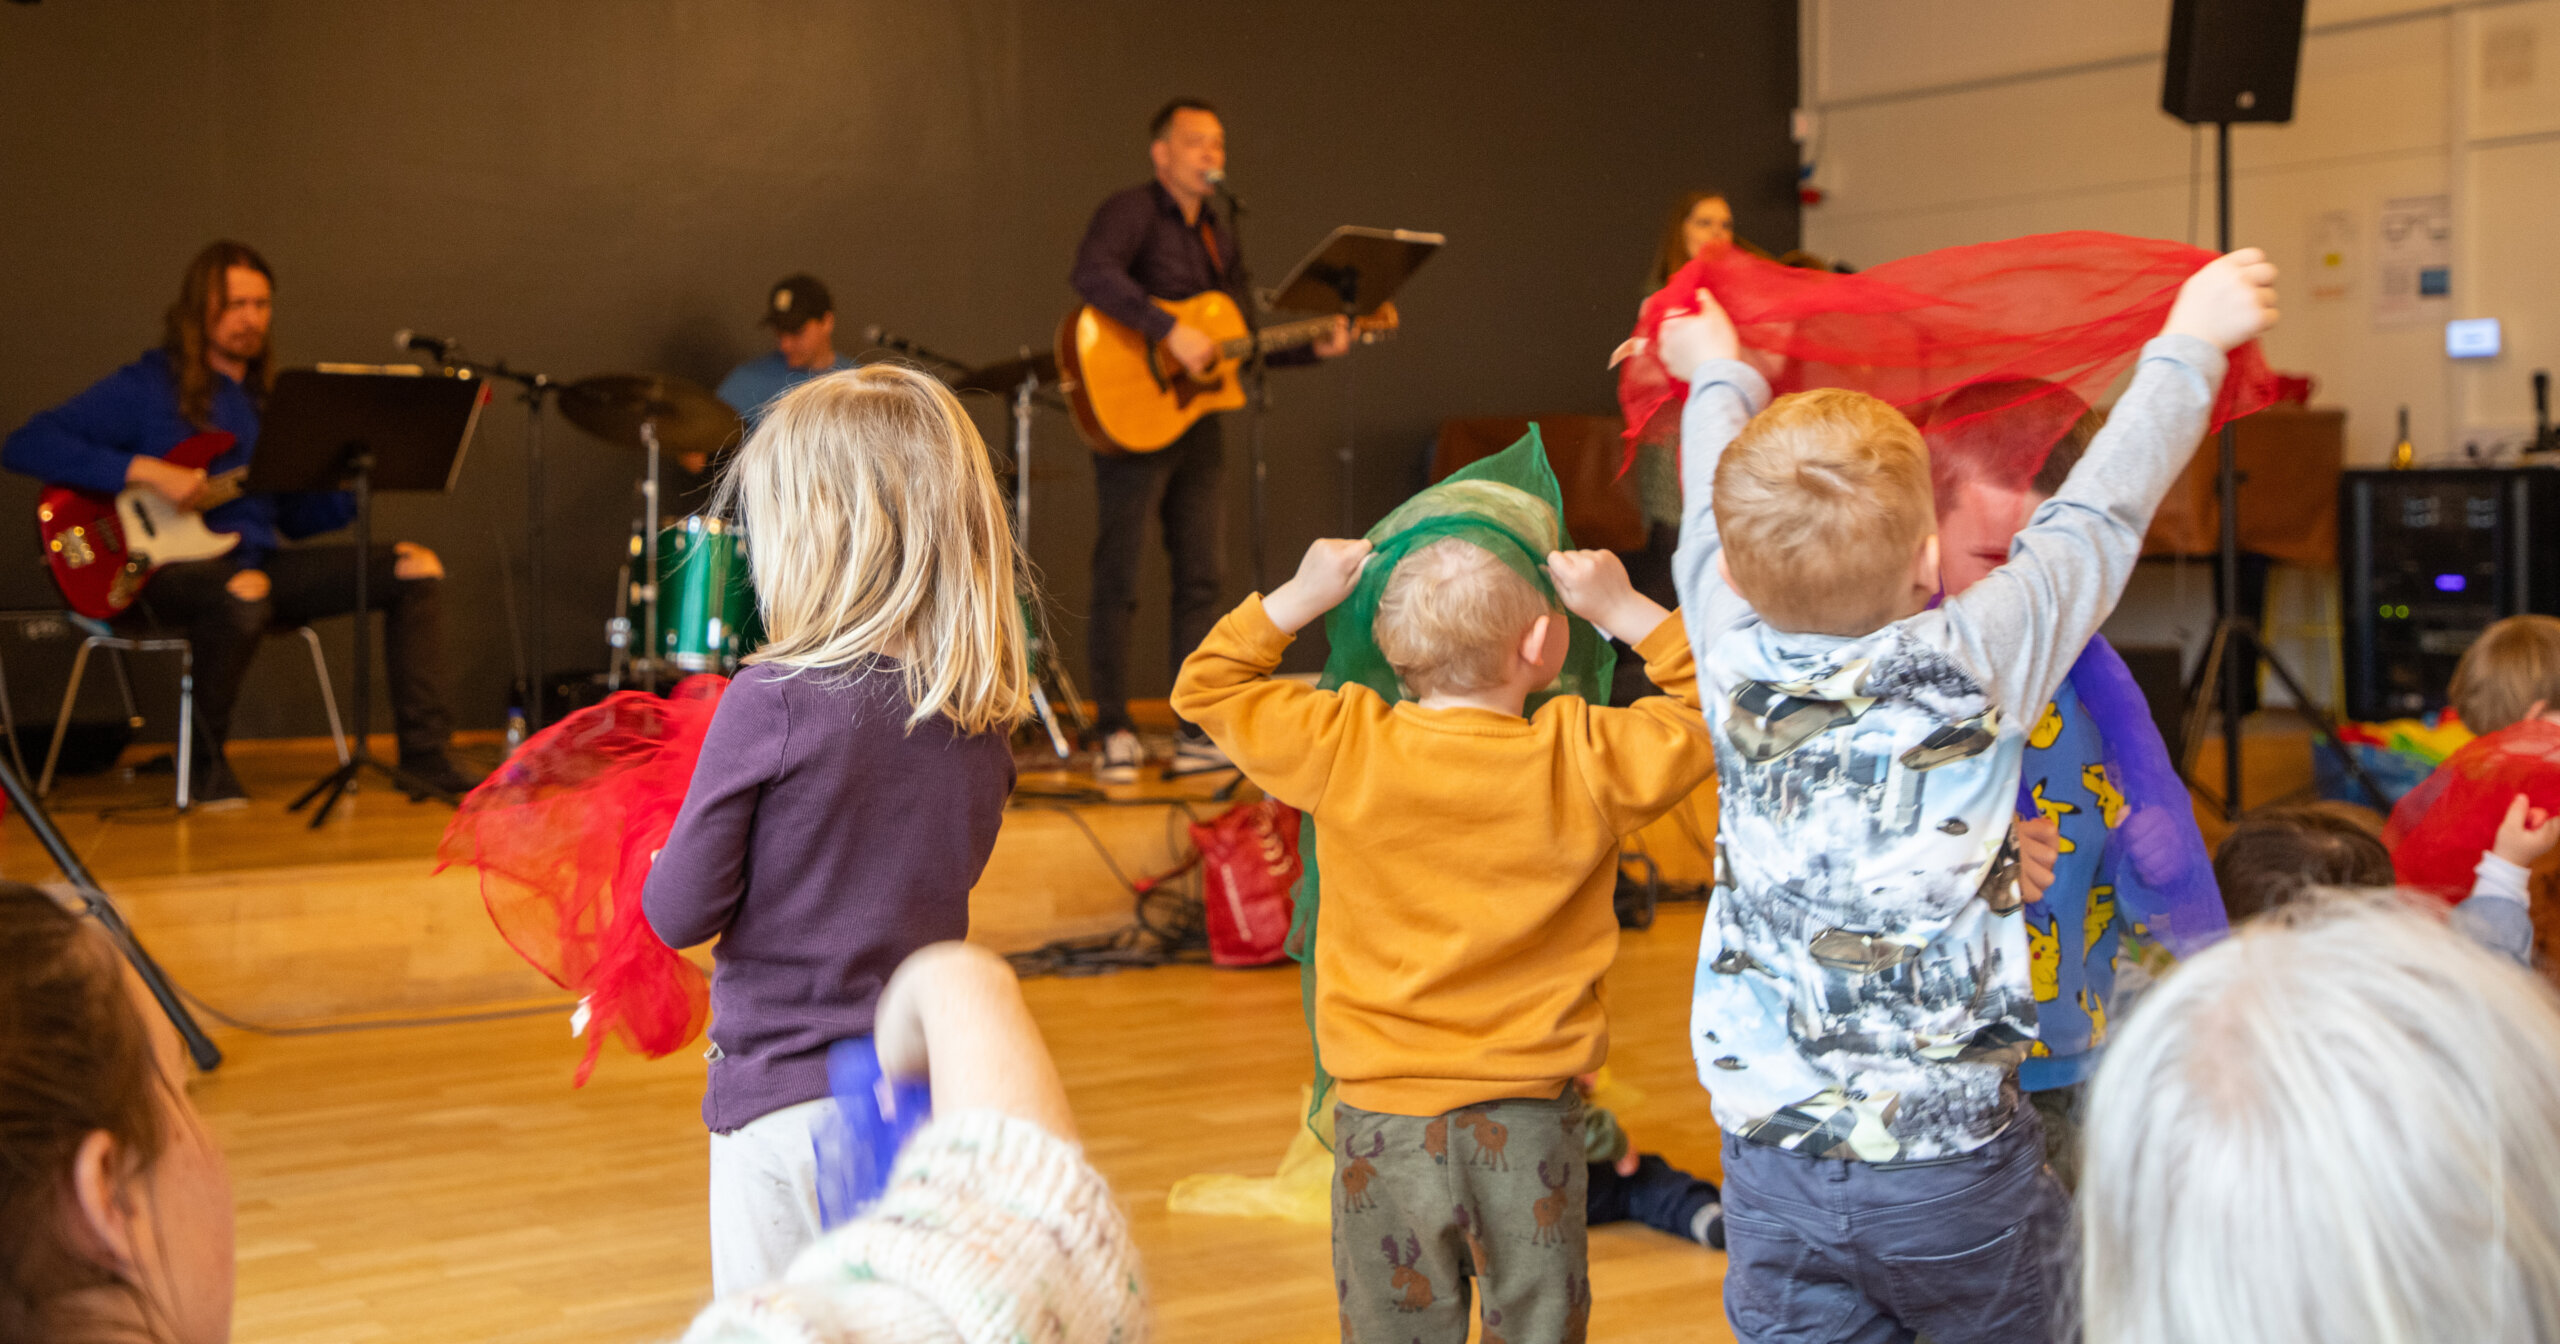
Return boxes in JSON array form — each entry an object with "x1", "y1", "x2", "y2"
[{"x1": 679, "y1": 1110, "x2": 1148, "y2": 1344}]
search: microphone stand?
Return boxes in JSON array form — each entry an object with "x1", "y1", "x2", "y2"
[
  {"x1": 2172, "y1": 120, "x2": 2385, "y2": 815},
  {"x1": 1215, "y1": 179, "x2": 1275, "y2": 592},
  {"x1": 445, "y1": 353, "x2": 558, "y2": 735}
]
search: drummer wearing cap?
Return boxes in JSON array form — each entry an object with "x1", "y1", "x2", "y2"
[{"x1": 712, "y1": 274, "x2": 858, "y2": 449}]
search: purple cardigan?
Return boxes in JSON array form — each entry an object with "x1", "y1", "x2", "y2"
[{"x1": 642, "y1": 661, "x2": 1015, "y2": 1132}]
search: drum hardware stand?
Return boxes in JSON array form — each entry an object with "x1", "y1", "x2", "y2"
[
  {"x1": 0, "y1": 751, "x2": 222, "y2": 1068},
  {"x1": 2173, "y1": 120, "x2": 2386, "y2": 816},
  {"x1": 1007, "y1": 368, "x2": 1090, "y2": 758},
  {"x1": 634, "y1": 419, "x2": 666, "y2": 693}
]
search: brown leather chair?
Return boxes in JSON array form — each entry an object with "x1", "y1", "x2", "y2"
[{"x1": 1431, "y1": 415, "x2": 1649, "y2": 554}]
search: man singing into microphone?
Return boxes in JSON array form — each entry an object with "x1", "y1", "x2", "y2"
[
  {"x1": 2, "y1": 241, "x2": 468, "y2": 805},
  {"x1": 1069, "y1": 96, "x2": 1348, "y2": 782}
]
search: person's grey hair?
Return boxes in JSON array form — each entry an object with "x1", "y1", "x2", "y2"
[{"x1": 2079, "y1": 889, "x2": 2560, "y2": 1343}]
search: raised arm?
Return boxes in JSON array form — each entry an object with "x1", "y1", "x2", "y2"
[
  {"x1": 1169, "y1": 540, "x2": 1371, "y2": 812},
  {"x1": 1941, "y1": 250, "x2": 2275, "y2": 719},
  {"x1": 1658, "y1": 291, "x2": 1773, "y2": 659}
]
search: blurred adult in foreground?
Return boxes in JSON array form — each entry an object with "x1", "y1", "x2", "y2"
[
  {"x1": 0, "y1": 881, "x2": 233, "y2": 1344},
  {"x1": 2080, "y1": 893, "x2": 2560, "y2": 1343}
]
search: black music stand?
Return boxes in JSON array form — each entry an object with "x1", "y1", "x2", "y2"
[
  {"x1": 1270, "y1": 227, "x2": 1443, "y2": 535},
  {"x1": 248, "y1": 369, "x2": 484, "y2": 827}
]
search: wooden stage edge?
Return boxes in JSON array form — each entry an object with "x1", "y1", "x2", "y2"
[{"x1": 0, "y1": 730, "x2": 1207, "y2": 1023}]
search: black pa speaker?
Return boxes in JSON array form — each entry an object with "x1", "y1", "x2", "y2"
[
  {"x1": 2340, "y1": 468, "x2": 2560, "y2": 721},
  {"x1": 2163, "y1": 0, "x2": 2307, "y2": 124}
]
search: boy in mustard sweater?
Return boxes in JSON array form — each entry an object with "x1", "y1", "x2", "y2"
[{"x1": 1172, "y1": 533, "x2": 1718, "y2": 1344}]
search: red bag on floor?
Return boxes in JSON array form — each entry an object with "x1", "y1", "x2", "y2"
[{"x1": 1191, "y1": 799, "x2": 1302, "y2": 967}]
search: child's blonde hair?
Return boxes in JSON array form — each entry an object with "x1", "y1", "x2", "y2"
[
  {"x1": 2450, "y1": 614, "x2": 2560, "y2": 735},
  {"x1": 1374, "y1": 538, "x2": 1552, "y2": 697},
  {"x1": 715, "y1": 364, "x2": 1030, "y2": 734},
  {"x1": 1713, "y1": 388, "x2": 1935, "y2": 635}
]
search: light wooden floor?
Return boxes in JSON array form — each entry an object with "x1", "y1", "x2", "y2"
[
  {"x1": 189, "y1": 904, "x2": 1736, "y2": 1344},
  {"x1": 65, "y1": 726, "x2": 2319, "y2": 1343}
]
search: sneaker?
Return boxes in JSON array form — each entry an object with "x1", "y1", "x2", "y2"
[
  {"x1": 1689, "y1": 1198, "x2": 1725, "y2": 1250},
  {"x1": 1093, "y1": 730, "x2": 1142, "y2": 785},
  {"x1": 398, "y1": 752, "x2": 479, "y2": 801},
  {"x1": 1165, "y1": 732, "x2": 1235, "y2": 779}
]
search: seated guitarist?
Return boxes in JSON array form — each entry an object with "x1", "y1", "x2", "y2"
[
  {"x1": 1, "y1": 240, "x2": 470, "y2": 806},
  {"x1": 1069, "y1": 96, "x2": 1348, "y2": 782}
]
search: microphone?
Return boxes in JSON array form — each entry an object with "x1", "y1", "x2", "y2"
[
  {"x1": 864, "y1": 324, "x2": 923, "y2": 358},
  {"x1": 1204, "y1": 167, "x2": 1242, "y2": 211},
  {"x1": 394, "y1": 329, "x2": 460, "y2": 362},
  {"x1": 2537, "y1": 369, "x2": 2553, "y2": 453}
]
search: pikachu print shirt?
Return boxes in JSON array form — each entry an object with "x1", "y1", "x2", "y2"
[{"x1": 2014, "y1": 676, "x2": 2143, "y2": 1093}]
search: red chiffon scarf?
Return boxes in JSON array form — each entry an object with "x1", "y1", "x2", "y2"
[
  {"x1": 1617, "y1": 231, "x2": 2282, "y2": 472},
  {"x1": 435, "y1": 676, "x2": 726, "y2": 1084}
]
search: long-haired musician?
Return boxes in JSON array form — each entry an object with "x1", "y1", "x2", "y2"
[{"x1": 2, "y1": 241, "x2": 470, "y2": 805}]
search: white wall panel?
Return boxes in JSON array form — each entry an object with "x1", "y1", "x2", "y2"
[
  {"x1": 1812, "y1": 0, "x2": 2166, "y2": 103},
  {"x1": 1800, "y1": 0, "x2": 2542, "y2": 707}
]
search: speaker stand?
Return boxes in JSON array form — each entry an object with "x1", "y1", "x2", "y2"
[{"x1": 2175, "y1": 120, "x2": 2387, "y2": 816}]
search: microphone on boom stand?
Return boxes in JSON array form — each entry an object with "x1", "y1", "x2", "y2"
[
  {"x1": 861, "y1": 325, "x2": 969, "y2": 373},
  {"x1": 394, "y1": 328, "x2": 463, "y2": 364}
]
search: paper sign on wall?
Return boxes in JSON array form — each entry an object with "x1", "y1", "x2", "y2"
[{"x1": 2374, "y1": 194, "x2": 2451, "y2": 329}]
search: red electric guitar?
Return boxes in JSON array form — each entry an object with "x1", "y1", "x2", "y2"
[{"x1": 38, "y1": 430, "x2": 247, "y2": 619}]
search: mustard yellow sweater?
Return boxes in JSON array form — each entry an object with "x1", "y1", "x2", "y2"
[{"x1": 1170, "y1": 596, "x2": 1718, "y2": 1116}]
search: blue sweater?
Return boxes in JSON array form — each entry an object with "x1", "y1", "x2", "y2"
[{"x1": 2, "y1": 350, "x2": 356, "y2": 570}]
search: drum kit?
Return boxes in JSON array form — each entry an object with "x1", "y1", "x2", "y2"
[
  {"x1": 550, "y1": 354, "x2": 1088, "y2": 756},
  {"x1": 554, "y1": 373, "x2": 760, "y2": 693}
]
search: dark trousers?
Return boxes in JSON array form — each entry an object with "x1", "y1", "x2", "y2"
[
  {"x1": 1587, "y1": 1152, "x2": 1717, "y2": 1239},
  {"x1": 1718, "y1": 1109, "x2": 2073, "y2": 1344},
  {"x1": 140, "y1": 545, "x2": 454, "y2": 761},
  {"x1": 1087, "y1": 416, "x2": 1224, "y2": 734}
]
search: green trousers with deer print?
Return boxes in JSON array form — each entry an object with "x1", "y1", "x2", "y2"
[{"x1": 1332, "y1": 1092, "x2": 1590, "y2": 1344}]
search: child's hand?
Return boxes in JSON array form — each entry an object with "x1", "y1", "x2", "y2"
[
  {"x1": 2493, "y1": 793, "x2": 2560, "y2": 870},
  {"x1": 2163, "y1": 247, "x2": 2280, "y2": 351},
  {"x1": 875, "y1": 941, "x2": 1079, "y2": 1141},
  {"x1": 2017, "y1": 814, "x2": 2061, "y2": 905},
  {"x1": 1546, "y1": 549, "x2": 1671, "y2": 645},
  {"x1": 1262, "y1": 538, "x2": 1373, "y2": 634},
  {"x1": 1654, "y1": 288, "x2": 1742, "y2": 383}
]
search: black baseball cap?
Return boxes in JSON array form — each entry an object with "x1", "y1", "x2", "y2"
[{"x1": 760, "y1": 273, "x2": 833, "y2": 330}]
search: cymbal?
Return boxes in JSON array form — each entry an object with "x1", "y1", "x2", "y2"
[
  {"x1": 949, "y1": 351, "x2": 1060, "y2": 396},
  {"x1": 558, "y1": 373, "x2": 741, "y2": 457}
]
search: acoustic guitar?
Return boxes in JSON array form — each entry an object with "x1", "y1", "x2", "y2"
[
  {"x1": 1056, "y1": 290, "x2": 1398, "y2": 454},
  {"x1": 39, "y1": 430, "x2": 247, "y2": 619}
]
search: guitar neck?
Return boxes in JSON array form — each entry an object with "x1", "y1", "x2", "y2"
[
  {"x1": 198, "y1": 468, "x2": 248, "y2": 511},
  {"x1": 1217, "y1": 315, "x2": 1347, "y2": 362}
]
